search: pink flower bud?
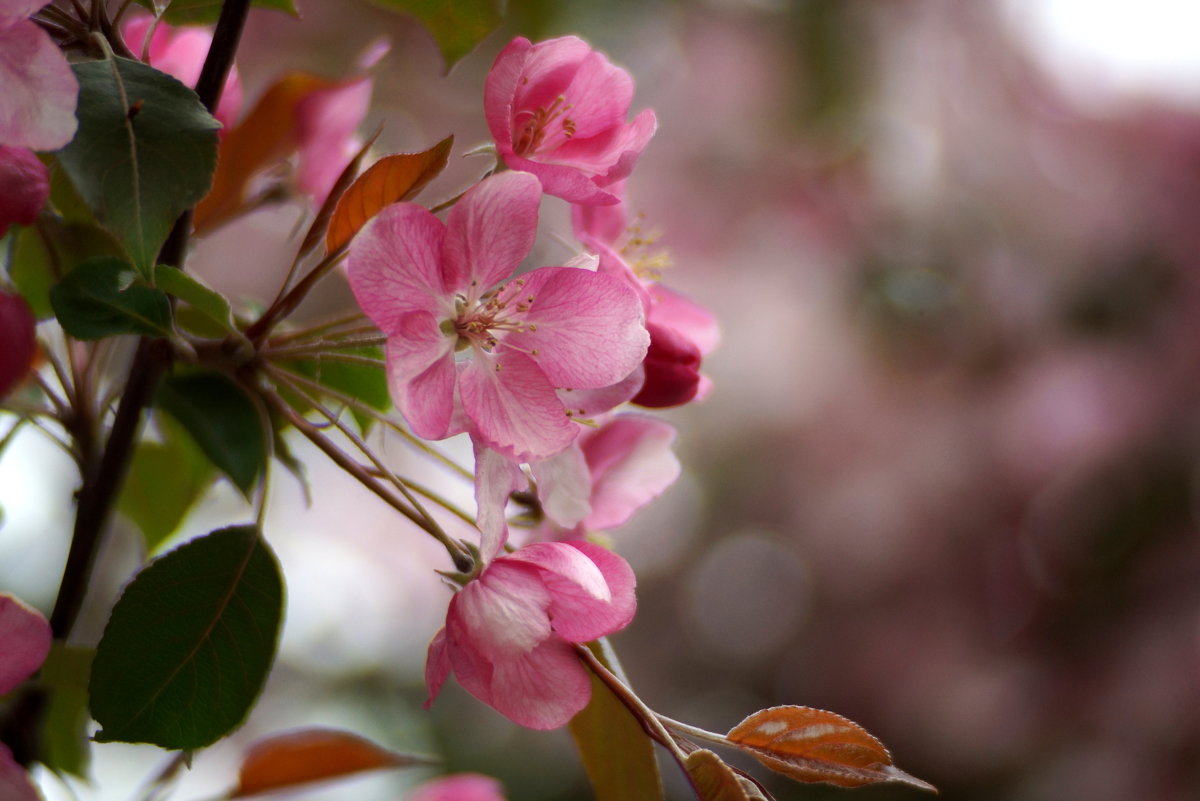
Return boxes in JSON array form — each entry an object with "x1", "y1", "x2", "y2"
[
  {"x1": 0, "y1": 145, "x2": 49, "y2": 238},
  {"x1": 0, "y1": 291, "x2": 37, "y2": 399}
]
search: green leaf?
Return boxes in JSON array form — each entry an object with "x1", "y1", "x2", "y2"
[
  {"x1": 363, "y1": 0, "x2": 502, "y2": 70},
  {"x1": 39, "y1": 645, "x2": 94, "y2": 779},
  {"x1": 50, "y1": 257, "x2": 172, "y2": 340},
  {"x1": 90, "y1": 525, "x2": 284, "y2": 749},
  {"x1": 118, "y1": 419, "x2": 215, "y2": 553},
  {"x1": 57, "y1": 57, "x2": 219, "y2": 276},
  {"x1": 134, "y1": 0, "x2": 299, "y2": 25},
  {"x1": 569, "y1": 640, "x2": 664, "y2": 801},
  {"x1": 11, "y1": 217, "x2": 126, "y2": 319},
  {"x1": 155, "y1": 264, "x2": 235, "y2": 334},
  {"x1": 156, "y1": 371, "x2": 267, "y2": 495}
]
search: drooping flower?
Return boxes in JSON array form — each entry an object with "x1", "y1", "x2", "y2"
[
  {"x1": 0, "y1": 1, "x2": 78, "y2": 151},
  {"x1": 0, "y1": 593, "x2": 50, "y2": 801},
  {"x1": 123, "y1": 14, "x2": 244, "y2": 130},
  {"x1": 347, "y1": 170, "x2": 648, "y2": 462},
  {"x1": 573, "y1": 187, "x2": 718, "y2": 407},
  {"x1": 408, "y1": 773, "x2": 506, "y2": 801},
  {"x1": 0, "y1": 290, "x2": 37, "y2": 399},
  {"x1": 0, "y1": 145, "x2": 49, "y2": 238},
  {"x1": 485, "y1": 36, "x2": 656, "y2": 205},
  {"x1": 424, "y1": 541, "x2": 635, "y2": 730}
]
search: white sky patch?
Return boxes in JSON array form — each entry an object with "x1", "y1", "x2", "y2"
[{"x1": 1005, "y1": 0, "x2": 1200, "y2": 107}]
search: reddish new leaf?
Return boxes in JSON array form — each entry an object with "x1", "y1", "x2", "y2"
[
  {"x1": 194, "y1": 72, "x2": 337, "y2": 233},
  {"x1": 324, "y1": 135, "x2": 453, "y2": 253},
  {"x1": 685, "y1": 750, "x2": 767, "y2": 801},
  {"x1": 231, "y1": 727, "x2": 430, "y2": 797},
  {"x1": 726, "y1": 706, "x2": 936, "y2": 792}
]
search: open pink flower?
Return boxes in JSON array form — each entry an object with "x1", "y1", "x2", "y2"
[
  {"x1": 0, "y1": 145, "x2": 49, "y2": 238},
  {"x1": 0, "y1": 593, "x2": 51, "y2": 801},
  {"x1": 424, "y1": 541, "x2": 635, "y2": 730},
  {"x1": 347, "y1": 170, "x2": 648, "y2": 462},
  {"x1": 485, "y1": 36, "x2": 656, "y2": 205},
  {"x1": 408, "y1": 774, "x2": 505, "y2": 801},
  {"x1": 0, "y1": 1, "x2": 78, "y2": 150},
  {"x1": 123, "y1": 14, "x2": 243, "y2": 131}
]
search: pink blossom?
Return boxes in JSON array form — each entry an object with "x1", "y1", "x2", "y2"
[
  {"x1": 347, "y1": 170, "x2": 648, "y2": 462},
  {"x1": 293, "y1": 75, "x2": 372, "y2": 206},
  {"x1": 533, "y1": 413, "x2": 681, "y2": 534},
  {"x1": 485, "y1": 36, "x2": 656, "y2": 205},
  {"x1": 0, "y1": 744, "x2": 41, "y2": 801},
  {"x1": 123, "y1": 14, "x2": 243, "y2": 131},
  {"x1": 0, "y1": 1, "x2": 78, "y2": 150},
  {"x1": 424, "y1": 541, "x2": 635, "y2": 730},
  {"x1": 0, "y1": 594, "x2": 51, "y2": 800},
  {"x1": 0, "y1": 592, "x2": 51, "y2": 695},
  {"x1": 0, "y1": 145, "x2": 49, "y2": 237},
  {"x1": 573, "y1": 190, "x2": 718, "y2": 407},
  {"x1": 408, "y1": 774, "x2": 506, "y2": 801},
  {"x1": 0, "y1": 290, "x2": 37, "y2": 399}
]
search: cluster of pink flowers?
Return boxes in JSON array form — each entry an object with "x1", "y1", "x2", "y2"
[{"x1": 347, "y1": 35, "x2": 716, "y2": 730}]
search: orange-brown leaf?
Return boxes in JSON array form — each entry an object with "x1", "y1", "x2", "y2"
[
  {"x1": 194, "y1": 72, "x2": 337, "y2": 233},
  {"x1": 726, "y1": 706, "x2": 936, "y2": 793},
  {"x1": 324, "y1": 135, "x2": 454, "y2": 253},
  {"x1": 231, "y1": 727, "x2": 430, "y2": 797},
  {"x1": 685, "y1": 750, "x2": 767, "y2": 801}
]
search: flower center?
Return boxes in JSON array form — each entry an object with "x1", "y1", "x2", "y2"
[
  {"x1": 451, "y1": 278, "x2": 540, "y2": 355},
  {"x1": 513, "y1": 95, "x2": 576, "y2": 156}
]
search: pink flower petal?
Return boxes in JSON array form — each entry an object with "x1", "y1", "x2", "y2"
[
  {"x1": 0, "y1": 146, "x2": 49, "y2": 237},
  {"x1": 0, "y1": 744, "x2": 41, "y2": 801},
  {"x1": 648, "y1": 284, "x2": 720, "y2": 355},
  {"x1": 522, "y1": 541, "x2": 636, "y2": 643},
  {"x1": 443, "y1": 171, "x2": 541, "y2": 298},
  {"x1": 385, "y1": 311, "x2": 452, "y2": 383},
  {"x1": 391, "y1": 348, "x2": 456, "y2": 441},
  {"x1": 348, "y1": 203, "x2": 449, "y2": 332},
  {"x1": 581, "y1": 415, "x2": 680, "y2": 530},
  {"x1": 0, "y1": 290, "x2": 37, "y2": 399},
  {"x1": 506, "y1": 266, "x2": 648, "y2": 390},
  {"x1": 472, "y1": 443, "x2": 527, "y2": 561},
  {"x1": 295, "y1": 76, "x2": 372, "y2": 205},
  {"x1": 630, "y1": 321, "x2": 703, "y2": 408},
  {"x1": 553, "y1": 108, "x2": 657, "y2": 187},
  {"x1": 0, "y1": 593, "x2": 51, "y2": 695},
  {"x1": 503, "y1": 152, "x2": 621, "y2": 205},
  {"x1": 454, "y1": 561, "x2": 552, "y2": 660},
  {"x1": 571, "y1": 184, "x2": 628, "y2": 245},
  {"x1": 529, "y1": 444, "x2": 591, "y2": 529},
  {"x1": 483, "y1": 37, "x2": 530, "y2": 153},
  {"x1": 423, "y1": 627, "x2": 451, "y2": 708},
  {"x1": 408, "y1": 774, "x2": 506, "y2": 801},
  {"x1": 459, "y1": 352, "x2": 577, "y2": 462},
  {"x1": 513, "y1": 36, "x2": 592, "y2": 117},
  {"x1": 485, "y1": 638, "x2": 592, "y2": 729},
  {"x1": 0, "y1": 1, "x2": 48, "y2": 28},
  {"x1": 0, "y1": 20, "x2": 78, "y2": 150},
  {"x1": 556, "y1": 367, "x2": 645, "y2": 418},
  {"x1": 555, "y1": 51, "x2": 633, "y2": 143}
]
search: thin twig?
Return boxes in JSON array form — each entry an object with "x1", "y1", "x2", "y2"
[
  {"x1": 266, "y1": 361, "x2": 473, "y2": 481},
  {"x1": 265, "y1": 310, "x2": 371, "y2": 346},
  {"x1": 261, "y1": 336, "x2": 388, "y2": 360},
  {"x1": 264, "y1": 365, "x2": 460, "y2": 546},
  {"x1": 259, "y1": 382, "x2": 474, "y2": 574}
]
